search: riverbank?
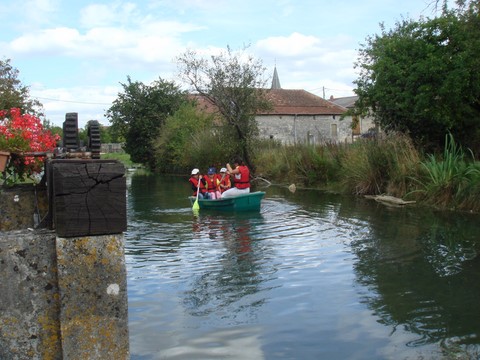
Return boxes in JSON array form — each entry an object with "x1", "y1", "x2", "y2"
[
  {"x1": 104, "y1": 134, "x2": 480, "y2": 214},
  {"x1": 253, "y1": 134, "x2": 480, "y2": 214}
]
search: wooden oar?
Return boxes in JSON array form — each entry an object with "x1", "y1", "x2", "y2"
[{"x1": 192, "y1": 178, "x2": 201, "y2": 211}]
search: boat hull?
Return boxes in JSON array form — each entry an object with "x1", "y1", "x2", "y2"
[{"x1": 189, "y1": 191, "x2": 265, "y2": 212}]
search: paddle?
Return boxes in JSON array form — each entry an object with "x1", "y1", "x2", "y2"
[{"x1": 192, "y1": 177, "x2": 201, "y2": 211}]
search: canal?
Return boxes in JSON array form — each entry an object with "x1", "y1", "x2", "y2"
[{"x1": 126, "y1": 173, "x2": 480, "y2": 359}]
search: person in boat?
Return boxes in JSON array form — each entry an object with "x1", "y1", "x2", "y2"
[
  {"x1": 221, "y1": 157, "x2": 250, "y2": 198},
  {"x1": 217, "y1": 167, "x2": 231, "y2": 193},
  {"x1": 189, "y1": 168, "x2": 209, "y2": 199},
  {"x1": 204, "y1": 167, "x2": 221, "y2": 199}
]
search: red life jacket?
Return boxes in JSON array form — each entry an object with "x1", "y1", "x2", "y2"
[
  {"x1": 218, "y1": 174, "x2": 231, "y2": 192},
  {"x1": 204, "y1": 175, "x2": 218, "y2": 193},
  {"x1": 233, "y1": 165, "x2": 250, "y2": 189},
  {"x1": 189, "y1": 176, "x2": 206, "y2": 195}
]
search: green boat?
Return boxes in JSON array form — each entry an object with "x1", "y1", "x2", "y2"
[{"x1": 189, "y1": 191, "x2": 265, "y2": 212}]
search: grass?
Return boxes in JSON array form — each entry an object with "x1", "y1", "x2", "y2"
[
  {"x1": 254, "y1": 133, "x2": 480, "y2": 213},
  {"x1": 101, "y1": 152, "x2": 139, "y2": 168},
  {"x1": 414, "y1": 134, "x2": 480, "y2": 211},
  {"x1": 339, "y1": 134, "x2": 421, "y2": 196}
]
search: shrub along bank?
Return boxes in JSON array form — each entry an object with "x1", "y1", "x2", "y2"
[{"x1": 253, "y1": 134, "x2": 480, "y2": 213}]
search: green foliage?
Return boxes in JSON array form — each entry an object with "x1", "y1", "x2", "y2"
[
  {"x1": 105, "y1": 76, "x2": 188, "y2": 169},
  {"x1": 101, "y1": 152, "x2": 137, "y2": 168},
  {"x1": 153, "y1": 102, "x2": 217, "y2": 172},
  {"x1": 186, "y1": 127, "x2": 238, "y2": 173},
  {"x1": 0, "y1": 58, "x2": 44, "y2": 119},
  {"x1": 353, "y1": 5, "x2": 480, "y2": 152},
  {"x1": 337, "y1": 134, "x2": 421, "y2": 196},
  {"x1": 254, "y1": 140, "x2": 343, "y2": 187},
  {"x1": 415, "y1": 133, "x2": 480, "y2": 210},
  {"x1": 252, "y1": 133, "x2": 480, "y2": 213},
  {"x1": 176, "y1": 46, "x2": 271, "y2": 173}
]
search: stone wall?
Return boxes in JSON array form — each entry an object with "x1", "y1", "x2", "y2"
[
  {"x1": 0, "y1": 229, "x2": 61, "y2": 360},
  {"x1": 257, "y1": 114, "x2": 354, "y2": 145},
  {"x1": 0, "y1": 184, "x2": 49, "y2": 231},
  {"x1": 0, "y1": 230, "x2": 130, "y2": 359}
]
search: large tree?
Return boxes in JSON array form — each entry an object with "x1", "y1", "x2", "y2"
[
  {"x1": 0, "y1": 58, "x2": 44, "y2": 118},
  {"x1": 106, "y1": 76, "x2": 188, "y2": 168},
  {"x1": 353, "y1": 3, "x2": 480, "y2": 152},
  {"x1": 176, "y1": 46, "x2": 271, "y2": 173}
]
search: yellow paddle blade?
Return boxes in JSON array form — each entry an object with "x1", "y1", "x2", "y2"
[{"x1": 192, "y1": 199, "x2": 200, "y2": 211}]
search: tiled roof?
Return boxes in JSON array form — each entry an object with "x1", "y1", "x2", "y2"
[
  {"x1": 190, "y1": 89, "x2": 346, "y2": 116},
  {"x1": 260, "y1": 89, "x2": 346, "y2": 115}
]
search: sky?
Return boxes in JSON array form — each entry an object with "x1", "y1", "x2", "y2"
[{"x1": 0, "y1": 0, "x2": 443, "y2": 128}]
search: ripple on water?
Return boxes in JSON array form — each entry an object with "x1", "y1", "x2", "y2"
[{"x1": 126, "y1": 185, "x2": 480, "y2": 359}]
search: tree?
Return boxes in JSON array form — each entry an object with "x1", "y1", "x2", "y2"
[
  {"x1": 105, "y1": 76, "x2": 188, "y2": 168},
  {"x1": 0, "y1": 58, "x2": 44, "y2": 118},
  {"x1": 176, "y1": 46, "x2": 271, "y2": 173},
  {"x1": 353, "y1": 4, "x2": 480, "y2": 153},
  {"x1": 153, "y1": 101, "x2": 217, "y2": 172}
]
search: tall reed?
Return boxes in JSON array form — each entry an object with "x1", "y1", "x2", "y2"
[
  {"x1": 253, "y1": 140, "x2": 342, "y2": 187},
  {"x1": 340, "y1": 134, "x2": 421, "y2": 196},
  {"x1": 415, "y1": 134, "x2": 480, "y2": 211}
]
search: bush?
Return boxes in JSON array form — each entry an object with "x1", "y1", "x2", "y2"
[
  {"x1": 415, "y1": 134, "x2": 480, "y2": 211},
  {"x1": 339, "y1": 134, "x2": 420, "y2": 196}
]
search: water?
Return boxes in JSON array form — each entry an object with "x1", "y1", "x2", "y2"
[{"x1": 126, "y1": 173, "x2": 480, "y2": 359}]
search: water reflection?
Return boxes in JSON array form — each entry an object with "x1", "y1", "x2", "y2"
[
  {"x1": 126, "y1": 173, "x2": 480, "y2": 359},
  {"x1": 185, "y1": 212, "x2": 275, "y2": 322},
  {"x1": 344, "y1": 201, "x2": 480, "y2": 355}
]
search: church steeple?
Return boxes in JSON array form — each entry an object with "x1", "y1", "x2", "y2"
[{"x1": 271, "y1": 66, "x2": 281, "y2": 89}]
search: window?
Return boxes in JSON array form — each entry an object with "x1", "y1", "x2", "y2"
[{"x1": 331, "y1": 124, "x2": 337, "y2": 138}]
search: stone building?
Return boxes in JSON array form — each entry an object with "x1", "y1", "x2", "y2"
[
  {"x1": 329, "y1": 95, "x2": 376, "y2": 141},
  {"x1": 192, "y1": 67, "x2": 375, "y2": 144},
  {"x1": 257, "y1": 67, "x2": 377, "y2": 144}
]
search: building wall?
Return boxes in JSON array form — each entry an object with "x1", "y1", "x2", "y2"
[
  {"x1": 101, "y1": 143, "x2": 124, "y2": 153},
  {"x1": 256, "y1": 114, "x2": 355, "y2": 145}
]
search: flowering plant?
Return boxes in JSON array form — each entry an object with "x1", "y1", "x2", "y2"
[{"x1": 0, "y1": 108, "x2": 60, "y2": 184}]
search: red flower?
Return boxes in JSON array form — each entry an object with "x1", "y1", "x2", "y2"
[{"x1": 1, "y1": 108, "x2": 60, "y2": 182}]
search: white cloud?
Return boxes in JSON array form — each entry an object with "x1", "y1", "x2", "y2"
[
  {"x1": 254, "y1": 32, "x2": 357, "y2": 95},
  {"x1": 31, "y1": 84, "x2": 119, "y2": 127},
  {"x1": 256, "y1": 33, "x2": 321, "y2": 57},
  {"x1": 10, "y1": 27, "x2": 80, "y2": 55},
  {"x1": 23, "y1": 0, "x2": 60, "y2": 27},
  {"x1": 80, "y1": 2, "x2": 139, "y2": 28},
  {"x1": 8, "y1": 17, "x2": 202, "y2": 66}
]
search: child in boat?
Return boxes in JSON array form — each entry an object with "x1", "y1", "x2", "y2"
[
  {"x1": 204, "y1": 167, "x2": 222, "y2": 199},
  {"x1": 221, "y1": 157, "x2": 250, "y2": 198},
  {"x1": 217, "y1": 167, "x2": 231, "y2": 193},
  {"x1": 189, "y1": 168, "x2": 209, "y2": 199}
]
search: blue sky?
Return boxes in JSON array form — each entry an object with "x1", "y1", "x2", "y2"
[{"x1": 1, "y1": 0, "x2": 443, "y2": 127}]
